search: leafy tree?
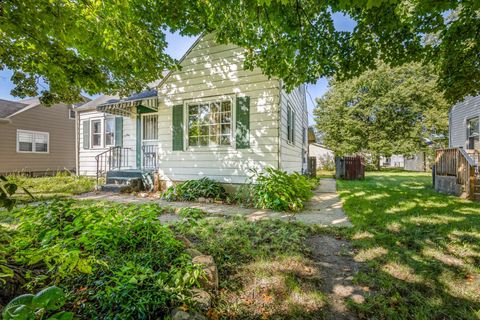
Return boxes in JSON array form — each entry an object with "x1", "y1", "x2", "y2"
[
  {"x1": 1, "y1": 1, "x2": 478, "y2": 104},
  {"x1": 314, "y1": 62, "x2": 449, "y2": 169}
]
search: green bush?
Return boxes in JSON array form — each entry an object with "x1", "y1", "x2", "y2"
[
  {"x1": 231, "y1": 184, "x2": 256, "y2": 207},
  {"x1": 163, "y1": 177, "x2": 227, "y2": 202},
  {"x1": 2, "y1": 200, "x2": 204, "y2": 319},
  {"x1": 252, "y1": 168, "x2": 316, "y2": 212}
]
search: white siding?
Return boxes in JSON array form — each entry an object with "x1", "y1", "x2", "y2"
[
  {"x1": 78, "y1": 110, "x2": 136, "y2": 176},
  {"x1": 449, "y1": 95, "x2": 480, "y2": 148},
  {"x1": 308, "y1": 144, "x2": 334, "y2": 169},
  {"x1": 156, "y1": 34, "x2": 281, "y2": 184},
  {"x1": 380, "y1": 155, "x2": 405, "y2": 168},
  {"x1": 404, "y1": 152, "x2": 426, "y2": 172},
  {"x1": 279, "y1": 85, "x2": 308, "y2": 173}
]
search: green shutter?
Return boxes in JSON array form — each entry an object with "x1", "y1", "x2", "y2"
[
  {"x1": 83, "y1": 120, "x2": 90, "y2": 149},
  {"x1": 236, "y1": 96, "x2": 250, "y2": 149},
  {"x1": 291, "y1": 111, "x2": 295, "y2": 144},
  {"x1": 115, "y1": 116, "x2": 123, "y2": 147},
  {"x1": 172, "y1": 104, "x2": 184, "y2": 151},
  {"x1": 287, "y1": 105, "x2": 291, "y2": 142}
]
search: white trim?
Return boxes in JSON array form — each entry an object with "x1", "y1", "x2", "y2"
[
  {"x1": 90, "y1": 118, "x2": 103, "y2": 149},
  {"x1": 16, "y1": 129, "x2": 50, "y2": 154},
  {"x1": 68, "y1": 107, "x2": 76, "y2": 120},
  {"x1": 104, "y1": 117, "x2": 115, "y2": 147},
  {"x1": 183, "y1": 95, "x2": 236, "y2": 151}
]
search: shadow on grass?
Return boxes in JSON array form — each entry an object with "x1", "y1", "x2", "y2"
[{"x1": 338, "y1": 172, "x2": 480, "y2": 319}]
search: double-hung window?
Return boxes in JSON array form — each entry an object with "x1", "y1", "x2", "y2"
[
  {"x1": 104, "y1": 118, "x2": 115, "y2": 146},
  {"x1": 17, "y1": 130, "x2": 49, "y2": 153},
  {"x1": 287, "y1": 103, "x2": 295, "y2": 144},
  {"x1": 467, "y1": 117, "x2": 479, "y2": 149},
  {"x1": 188, "y1": 100, "x2": 232, "y2": 147},
  {"x1": 91, "y1": 119, "x2": 102, "y2": 148}
]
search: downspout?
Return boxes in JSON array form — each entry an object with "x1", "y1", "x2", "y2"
[
  {"x1": 75, "y1": 108, "x2": 79, "y2": 176},
  {"x1": 277, "y1": 79, "x2": 282, "y2": 171}
]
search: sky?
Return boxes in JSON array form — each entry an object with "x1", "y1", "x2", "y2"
[{"x1": 0, "y1": 13, "x2": 355, "y2": 125}]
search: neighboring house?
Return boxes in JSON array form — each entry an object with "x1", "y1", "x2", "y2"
[
  {"x1": 449, "y1": 95, "x2": 480, "y2": 150},
  {"x1": 0, "y1": 98, "x2": 80, "y2": 175},
  {"x1": 380, "y1": 155, "x2": 405, "y2": 168},
  {"x1": 308, "y1": 143, "x2": 334, "y2": 169},
  {"x1": 75, "y1": 34, "x2": 308, "y2": 189},
  {"x1": 404, "y1": 152, "x2": 428, "y2": 172}
]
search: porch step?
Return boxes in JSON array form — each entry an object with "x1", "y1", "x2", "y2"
[
  {"x1": 106, "y1": 177, "x2": 142, "y2": 185},
  {"x1": 106, "y1": 169, "x2": 144, "y2": 179},
  {"x1": 100, "y1": 184, "x2": 132, "y2": 193}
]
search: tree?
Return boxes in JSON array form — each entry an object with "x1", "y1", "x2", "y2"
[
  {"x1": 314, "y1": 62, "x2": 449, "y2": 169},
  {"x1": 1, "y1": 1, "x2": 478, "y2": 104}
]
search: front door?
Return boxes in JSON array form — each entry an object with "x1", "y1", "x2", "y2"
[{"x1": 141, "y1": 113, "x2": 159, "y2": 170}]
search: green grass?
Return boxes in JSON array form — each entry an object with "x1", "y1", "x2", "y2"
[
  {"x1": 316, "y1": 169, "x2": 335, "y2": 179},
  {"x1": 337, "y1": 171, "x2": 480, "y2": 319},
  {"x1": 6, "y1": 173, "x2": 95, "y2": 202}
]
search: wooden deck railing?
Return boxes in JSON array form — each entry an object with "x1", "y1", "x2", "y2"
[{"x1": 435, "y1": 147, "x2": 476, "y2": 199}]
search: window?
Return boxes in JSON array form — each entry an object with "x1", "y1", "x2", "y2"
[
  {"x1": 69, "y1": 108, "x2": 75, "y2": 119},
  {"x1": 143, "y1": 114, "x2": 158, "y2": 141},
  {"x1": 17, "y1": 130, "x2": 49, "y2": 153},
  {"x1": 188, "y1": 100, "x2": 232, "y2": 147},
  {"x1": 105, "y1": 118, "x2": 115, "y2": 146},
  {"x1": 91, "y1": 119, "x2": 102, "y2": 147},
  {"x1": 287, "y1": 103, "x2": 295, "y2": 143},
  {"x1": 467, "y1": 117, "x2": 479, "y2": 149}
]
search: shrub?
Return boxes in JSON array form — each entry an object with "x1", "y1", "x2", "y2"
[
  {"x1": 163, "y1": 177, "x2": 227, "y2": 202},
  {"x1": 252, "y1": 168, "x2": 315, "y2": 212},
  {"x1": 178, "y1": 207, "x2": 207, "y2": 220},
  {"x1": 231, "y1": 184, "x2": 256, "y2": 207},
  {"x1": 2, "y1": 200, "x2": 204, "y2": 319}
]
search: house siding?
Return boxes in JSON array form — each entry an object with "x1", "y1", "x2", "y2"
[
  {"x1": 77, "y1": 110, "x2": 136, "y2": 176},
  {"x1": 157, "y1": 33, "x2": 281, "y2": 184},
  {"x1": 0, "y1": 103, "x2": 75, "y2": 174},
  {"x1": 279, "y1": 85, "x2": 308, "y2": 173},
  {"x1": 449, "y1": 95, "x2": 480, "y2": 148}
]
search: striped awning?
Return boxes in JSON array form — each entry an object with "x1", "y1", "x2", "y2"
[{"x1": 97, "y1": 97, "x2": 159, "y2": 116}]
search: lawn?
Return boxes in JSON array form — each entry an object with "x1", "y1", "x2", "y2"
[
  {"x1": 337, "y1": 171, "x2": 480, "y2": 319},
  {"x1": 5, "y1": 173, "x2": 95, "y2": 202}
]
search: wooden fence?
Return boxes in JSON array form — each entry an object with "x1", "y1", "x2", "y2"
[
  {"x1": 335, "y1": 156, "x2": 365, "y2": 180},
  {"x1": 435, "y1": 148, "x2": 476, "y2": 199}
]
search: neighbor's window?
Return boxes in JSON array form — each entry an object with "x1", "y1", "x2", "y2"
[
  {"x1": 69, "y1": 108, "x2": 75, "y2": 119},
  {"x1": 143, "y1": 114, "x2": 158, "y2": 141},
  {"x1": 105, "y1": 118, "x2": 115, "y2": 146},
  {"x1": 17, "y1": 130, "x2": 49, "y2": 153},
  {"x1": 287, "y1": 103, "x2": 295, "y2": 143},
  {"x1": 91, "y1": 119, "x2": 102, "y2": 147},
  {"x1": 188, "y1": 100, "x2": 232, "y2": 147},
  {"x1": 467, "y1": 117, "x2": 479, "y2": 149}
]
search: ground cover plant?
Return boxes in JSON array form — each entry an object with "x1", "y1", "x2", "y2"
[
  {"x1": 6, "y1": 172, "x2": 95, "y2": 203},
  {"x1": 163, "y1": 177, "x2": 227, "y2": 202},
  {"x1": 0, "y1": 200, "x2": 204, "y2": 319},
  {"x1": 337, "y1": 171, "x2": 480, "y2": 319}
]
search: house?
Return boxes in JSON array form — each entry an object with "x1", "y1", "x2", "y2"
[
  {"x1": 308, "y1": 143, "x2": 334, "y2": 170},
  {"x1": 380, "y1": 155, "x2": 404, "y2": 168},
  {"x1": 0, "y1": 98, "x2": 80, "y2": 175},
  {"x1": 449, "y1": 95, "x2": 480, "y2": 151},
  {"x1": 75, "y1": 34, "x2": 309, "y2": 191},
  {"x1": 404, "y1": 152, "x2": 429, "y2": 172}
]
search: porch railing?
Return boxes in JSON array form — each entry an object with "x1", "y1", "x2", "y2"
[
  {"x1": 142, "y1": 145, "x2": 158, "y2": 170},
  {"x1": 435, "y1": 147, "x2": 477, "y2": 199},
  {"x1": 95, "y1": 146, "x2": 131, "y2": 185}
]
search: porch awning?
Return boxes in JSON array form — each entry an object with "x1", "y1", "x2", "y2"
[{"x1": 96, "y1": 89, "x2": 159, "y2": 116}]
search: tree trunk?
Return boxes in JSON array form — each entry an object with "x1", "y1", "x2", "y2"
[{"x1": 374, "y1": 155, "x2": 381, "y2": 171}]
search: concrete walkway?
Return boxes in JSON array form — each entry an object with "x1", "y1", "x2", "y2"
[{"x1": 73, "y1": 178, "x2": 351, "y2": 227}]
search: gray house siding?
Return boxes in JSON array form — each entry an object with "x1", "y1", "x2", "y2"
[{"x1": 449, "y1": 95, "x2": 480, "y2": 148}]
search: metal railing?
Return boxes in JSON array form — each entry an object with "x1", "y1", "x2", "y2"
[
  {"x1": 95, "y1": 146, "x2": 131, "y2": 185},
  {"x1": 142, "y1": 145, "x2": 158, "y2": 170}
]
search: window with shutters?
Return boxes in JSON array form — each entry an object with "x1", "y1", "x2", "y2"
[
  {"x1": 105, "y1": 118, "x2": 115, "y2": 146},
  {"x1": 187, "y1": 100, "x2": 232, "y2": 147},
  {"x1": 142, "y1": 114, "x2": 158, "y2": 141},
  {"x1": 467, "y1": 117, "x2": 479, "y2": 149},
  {"x1": 91, "y1": 119, "x2": 102, "y2": 147},
  {"x1": 287, "y1": 103, "x2": 295, "y2": 144},
  {"x1": 17, "y1": 130, "x2": 49, "y2": 153}
]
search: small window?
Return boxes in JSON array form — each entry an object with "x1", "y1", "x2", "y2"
[
  {"x1": 91, "y1": 119, "x2": 102, "y2": 147},
  {"x1": 143, "y1": 114, "x2": 158, "y2": 141},
  {"x1": 467, "y1": 117, "x2": 479, "y2": 149},
  {"x1": 188, "y1": 100, "x2": 232, "y2": 147},
  {"x1": 17, "y1": 130, "x2": 49, "y2": 153},
  {"x1": 287, "y1": 103, "x2": 295, "y2": 144},
  {"x1": 105, "y1": 118, "x2": 115, "y2": 146},
  {"x1": 69, "y1": 108, "x2": 75, "y2": 119}
]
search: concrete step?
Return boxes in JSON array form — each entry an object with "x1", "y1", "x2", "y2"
[
  {"x1": 106, "y1": 170, "x2": 144, "y2": 179},
  {"x1": 100, "y1": 184, "x2": 131, "y2": 193},
  {"x1": 106, "y1": 177, "x2": 142, "y2": 185}
]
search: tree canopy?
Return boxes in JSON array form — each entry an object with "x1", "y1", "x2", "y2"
[
  {"x1": 314, "y1": 62, "x2": 449, "y2": 164},
  {"x1": 1, "y1": 0, "x2": 478, "y2": 104}
]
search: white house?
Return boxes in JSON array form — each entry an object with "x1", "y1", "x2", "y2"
[
  {"x1": 308, "y1": 143, "x2": 334, "y2": 169},
  {"x1": 379, "y1": 155, "x2": 405, "y2": 168},
  {"x1": 449, "y1": 95, "x2": 480, "y2": 150},
  {"x1": 75, "y1": 34, "x2": 308, "y2": 190}
]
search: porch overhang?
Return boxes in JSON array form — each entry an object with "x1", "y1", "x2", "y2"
[{"x1": 96, "y1": 97, "x2": 159, "y2": 117}]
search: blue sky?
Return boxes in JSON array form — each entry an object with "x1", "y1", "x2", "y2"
[{"x1": 0, "y1": 13, "x2": 355, "y2": 124}]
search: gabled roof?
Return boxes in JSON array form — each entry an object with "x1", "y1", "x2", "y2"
[{"x1": 0, "y1": 99, "x2": 29, "y2": 118}]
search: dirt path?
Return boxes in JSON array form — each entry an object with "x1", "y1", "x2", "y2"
[{"x1": 306, "y1": 235, "x2": 366, "y2": 320}]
